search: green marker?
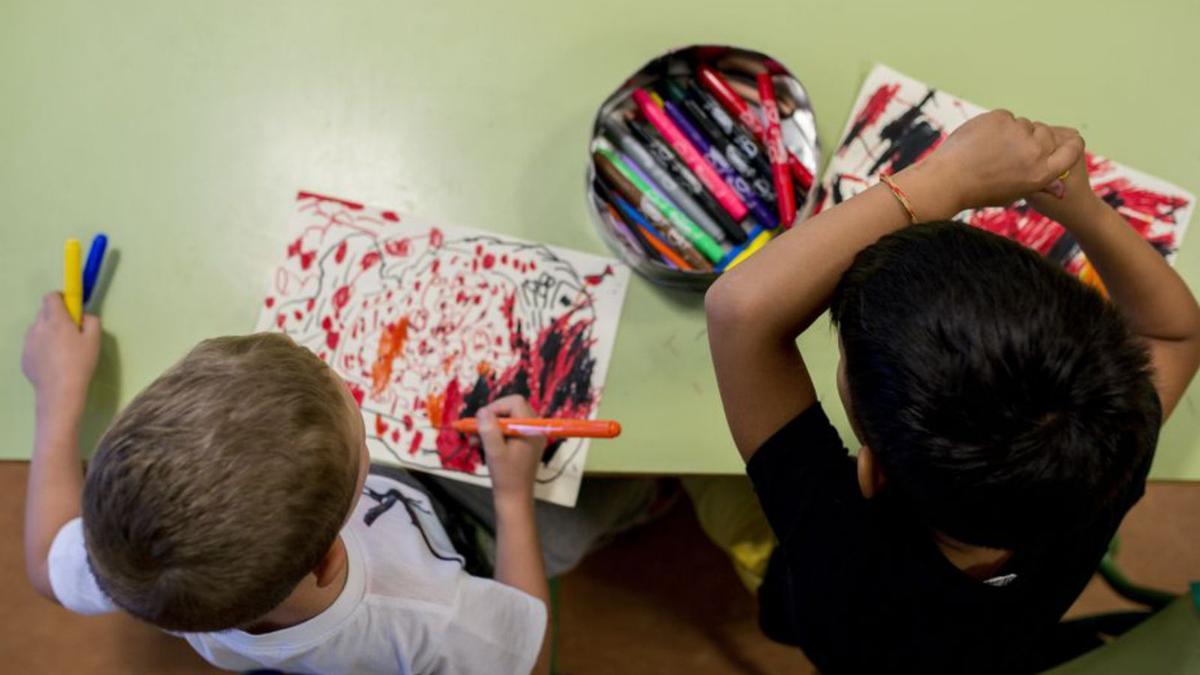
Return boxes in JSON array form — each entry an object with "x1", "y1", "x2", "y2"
[{"x1": 593, "y1": 139, "x2": 724, "y2": 263}]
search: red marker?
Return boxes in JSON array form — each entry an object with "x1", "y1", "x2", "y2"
[
  {"x1": 450, "y1": 418, "x2": 622, "y2": 439},
  {"x1": 697, "y1": 65, "x2": 764, "y2": 137},
  {"x1": 700, "y1": 65, "x2": 815, "y2": 204},
  {"x1": 632, "y1": 88, "x2": 749, "y2": 222},
  {"x1": 757, "y1": 73, "x2": 795, "y2": 228}
]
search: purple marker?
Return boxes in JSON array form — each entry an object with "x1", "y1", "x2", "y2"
[{"x1": 663, "y1": 100, "x2": 779, "y2": 230}]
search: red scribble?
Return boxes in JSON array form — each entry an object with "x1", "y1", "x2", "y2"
[
  {"x1": 306, "y1": 298, "x2": 316, "y2": 312},
  {"x1": 296, "y1": 191, "x2": 364, "y2": 210},
  {"x1": 375, "y1": 414, "x2": 389, "y2": 436},
  {"x1": 482, "y1": 253, "x2": 496, "y2": 269},
  {"x1": 839, "y1": 83, "x2": 901, "y2": 154},
  {"x1": 430, "y1": 228, "x2": 444, "y2": 247},
  {"x1": 402, "y1": 414, "x2": 414, "y2": 431},
  {"x1": 384, "y1": 239, "x2": 410, "y2": 256},
  {"x1": 361, "y1": 251, "x2": 381, "y2": 270},
  {"x1": 276, "y1": 313, "x2": 286, "y2": 328},
  {"x1": 407, "y1": 430, "x2": 423, "y2": 456},
  {"x1": 370, "y1": 316, "x2": 409, "y2": 395},
  {"x1": 584, "y1": 265, "x2": 615, "y2": 286},
  {"x1": 264, "y1": 297, "x2": 275, "y2": 308},
  {"x1": 333, "y1": 285, "x2": 351, "y2": 312},
  {"x1": 391, "y1": 429, "x2": 400, "y2": 444},
  {"x1": 335, "y1": 240, "x2": 348, "y2": 264},
  {"x1": 429, "y1": 307, "x2": 598, "y2": 474},
  {"x1": 287, "y1": 238, "x2": 302, "y2": 258},
  {"x1": 326, "y1": 331, "x2": 339, "y2": 350},
  {"x1": 381, "y1": 211, "x2": 400, "y2": 222},
  {"x1": 968, "y1": 206, "x2": 1064, "y2": 256},
  {"x1": 299, "y1": 251, "x2": 316, "y2": 270},
  {"x1": 348, "y1": 382, "x2": 365, "y2": 406}
]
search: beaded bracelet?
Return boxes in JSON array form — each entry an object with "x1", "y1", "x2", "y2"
[{"x1": 879, "y1": 174, "x2": 919, "y2": 225}]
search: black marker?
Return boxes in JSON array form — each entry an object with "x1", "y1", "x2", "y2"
[
  {"x1": 658, "y1": 80, "x2": 777, "y2": 207},
  {"x1": 625, "y1": 116, "x2": 748, "y2": 244}
]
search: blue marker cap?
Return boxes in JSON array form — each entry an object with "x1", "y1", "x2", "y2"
[{"x1": 82, "y1": 233, "x2": 108, "y2": 304}]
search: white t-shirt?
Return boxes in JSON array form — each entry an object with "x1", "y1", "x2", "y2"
[{"x1": 47, "y1": 474, "x2": 546, "y2": 674}]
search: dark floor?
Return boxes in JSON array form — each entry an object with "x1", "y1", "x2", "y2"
[{"x1": 1, "y1": 462, "x2": 1197, "y2": 673}]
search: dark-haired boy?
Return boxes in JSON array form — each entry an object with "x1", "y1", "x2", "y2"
[{"x1": 704, "y1": 111, "x2": 1200, "y2": 673}]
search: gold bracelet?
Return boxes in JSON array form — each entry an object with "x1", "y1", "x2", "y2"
[{"x1": 879, "y1": 174, "x2": 919, "y2": 225}]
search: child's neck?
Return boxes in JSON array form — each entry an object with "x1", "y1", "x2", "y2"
[
  {"x1": 932, "y1": 531, "x2": 1014, "y2": 581},
  {"x1": 241, "y1": 545, "x2": 351, "y2": 634}
]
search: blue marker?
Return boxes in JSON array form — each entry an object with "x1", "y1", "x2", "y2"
[{"x1": 82, "y1": 233, "x2": 108, "y2": 304}]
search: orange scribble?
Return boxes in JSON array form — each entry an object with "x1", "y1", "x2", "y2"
[
  {"x1": 427, "y1": 393, "x2": 445, "y2": 429},
  {"x1": 370, "y1": 316, "x2": 409, "y2": 395},
  {"x1": 477, "y1": 361, "x2": 491, "y2": 377}
]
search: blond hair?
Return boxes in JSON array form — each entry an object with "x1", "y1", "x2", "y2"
[{"x1": 82, "y1": 333, "x2": 360, "y2": 632}]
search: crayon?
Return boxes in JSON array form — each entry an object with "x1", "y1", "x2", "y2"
[
  {"x1": 632, "y1": 88, "x2": 749, "y2": 222},
  {"x1": 626, "y1": 118, "x2": 747, "y2": 244},
  {"x1": 451, "y1": 417, "x2": 622, "y2": 439},
  {"x1": 594, "y1": 178, "x2": 676, "y2": 268},
  {"x1": 82, "y1": 233, "x2": 108, "y2": 304},
  {"x1": 757, "y1": 73, "x2": 796, "y2": 228},
  {"x1": 63, "y1": 239, "x2": 83, "y2": 327},
  {"x1": 602, "y1": 118, "x2": 729, "y2": 244},
  {"x1": 659, "y1": 80, "x2": 777, "y2": 206},
  {"x1": 593, "y1": 151, "x2": 711, "y2": 271},
  {"x1": 593, "y1": 140, "x2": 724, "y2": 263},
  {"x1": 662, "y1": 99, "x2": 779, "y2": 230},
  {"x1": 611, "y1": 193, "x2": 694, "y2": 271}
]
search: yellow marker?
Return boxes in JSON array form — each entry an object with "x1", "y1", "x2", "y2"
[
  {"x1": 63, "y1": 239, "x2": 83, "y2": 327},
  {"x1": 725, "y1": 229, "x2": 774, "y2": 270}
]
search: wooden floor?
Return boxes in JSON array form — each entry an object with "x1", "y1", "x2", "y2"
[{"x1": 1, "y1": 461, "x2": 1196, "y2": 673}]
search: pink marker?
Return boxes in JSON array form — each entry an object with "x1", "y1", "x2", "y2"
[{"x1": 632, "y1": 88, "x2": 748, "y2": 222}]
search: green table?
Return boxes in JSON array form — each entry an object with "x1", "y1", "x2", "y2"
[{"x1": 3, "y1": 0, "x2": 1198, "y2": 478}]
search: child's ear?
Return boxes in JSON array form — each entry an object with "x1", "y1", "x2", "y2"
[
  {"x1": 856, "y1": 446, "x2": 887, "y2": 499},
  {"x1": 313, "y1": 536, "x2": 348, "y2": 588}
]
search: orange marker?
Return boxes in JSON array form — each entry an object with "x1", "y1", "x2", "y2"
[{"x1": 450, "y1": 418, "x2": 622, "y2": 439}]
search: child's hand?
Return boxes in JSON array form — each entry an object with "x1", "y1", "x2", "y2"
[
  {"x1": 1025, "y1": 131, "x2": 1105, "y2": 228},
  {"x1": 923, "y1": 110, "x2": 1084, "y2": 213},
  {"x1": 21, "y1": 293, "x2": 101, "y2": 414},
  {"x1": 476, "y1": 395, "x2": 547, "y2": 503}
]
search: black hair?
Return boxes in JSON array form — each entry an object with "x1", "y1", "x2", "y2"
[{"x1": 830, "y1": 222, "x2": 1160, "y2": 550}]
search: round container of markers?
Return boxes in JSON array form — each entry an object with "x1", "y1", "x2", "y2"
[{"x1": 586, "y1": 45, "x2": 821, "y2": 290}]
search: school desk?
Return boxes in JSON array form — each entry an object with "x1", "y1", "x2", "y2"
[{"x1": 2, "y1": 0, "x2": 1198, "y2": 479}]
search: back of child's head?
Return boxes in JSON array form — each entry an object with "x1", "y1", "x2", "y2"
[
  {"x1": 830, "y1": 222, "x2": 1161, "y2": 550},
  {"x1": 82, "y1": 333, "x2": 361, "y2": 632}
]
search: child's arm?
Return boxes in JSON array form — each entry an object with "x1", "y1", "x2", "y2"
[
  {"x1": 1028, "y1": 141, "x2": 1200, "y2": 418},
  {"x1": 477, "y1": 396, "x2": 551, "y2": 675},
  {"x1": 20, "y1": 293, "x2": 102, "y2": 600},
  {"x1": 706, "y1": 112, "x2": 1084, "y2": 460}
]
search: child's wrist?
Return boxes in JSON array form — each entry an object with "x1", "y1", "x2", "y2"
[
  {"x1": 893, "y1": 162, "x2": 964, "y2": 222},
  {"x1": 493, "y1": 488, "x2": 536, "y2": 517}
]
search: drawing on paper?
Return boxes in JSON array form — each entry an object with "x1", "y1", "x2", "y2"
[
  {"x1": 815, "y1": 65, "x2": 1194, "y2": 280},
  {"x1": 256, "y1": 192, "x2": 630, "y2": 506}
]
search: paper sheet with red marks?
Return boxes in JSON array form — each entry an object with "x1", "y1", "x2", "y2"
[
  {"x1": 256, "y1": 192, "x2": 631, "y2": 506},
  {"x1": 815, "y1": 64, "x2": 1194, "y2": 279}
]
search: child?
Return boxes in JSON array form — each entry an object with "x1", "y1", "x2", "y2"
[
  {"x1": 704, "y1": 111, "x2": 1200, "y2": 673},
  {"x1": 21, "y1": 320, "x2": 654, "y2": 673}
]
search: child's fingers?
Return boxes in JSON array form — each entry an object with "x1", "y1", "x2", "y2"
[
  {"x1": 475, "y1": 407, "x2": 507, "y2": 457},
  {"x1": 483, "y1": 394, "x2": 536, "y2": 419},
  {"x1": 1045, "y1": 130, "x2": 1085, "y2": 181},
  {"x1": 82, "y1": 314, "x2": 102, "y2": 337},
  {"x1": 1031, "y1": 123, "x2": 1056, "y2": 154}
]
